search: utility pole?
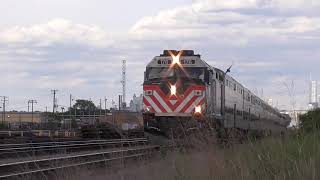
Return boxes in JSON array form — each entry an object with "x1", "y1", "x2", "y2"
[
  {"x1": 73, "y1": 96, "x2": 77, "y2": 125},
  {"x1": 119, "y1": 95, "x2": 122, "y2": 111},
  {"x1": 19, "y1": 111, "x2": 22, "y2": 129},
  {"x1": 61, "y1": 107, "x2": 65, "y2": 129},
  {"x1": 104, "y1": 97, "x2": 107, "y2": 116},
  {"x1": 99, "y1": 98, "x2": 102, "y2": 116},
  {"x1": 28, "y1": 100, "x2": 37, "y2": 125},
  {"x1": 121, "y1": 60, "x2": 126, "y2": 108},
  {"x1": 45, "y1": 106, "x2": 48, "y2": 129},
  {"x1": 51, "y1": 90, "x2": 58, "y2": 113},
  {"x1": 69, "y1": 94, "x2": 72, "y2": 121},
  {"x1": 111, "y1": 99, "x2": 115, "y2": 109},
  {"x1": 74, "y1": 107, "x2": 77, "y2": 124},
  {"x1": 1, "y1": 96, "x2": 8, "y2": 125},
  {"x1": 69, "y1": 94, "x2": 72, "y2": 110}
]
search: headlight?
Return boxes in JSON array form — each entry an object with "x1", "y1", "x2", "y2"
[
  {"x1": 169, "y1": 50, "x2": 181, "y2": 65},
  {"x1": 170, "y1": 85, "x2": 177, "y2": 96},
  {"x1": 195, "y1": 106, "x2": 202, "y2": 114},
  {"x1": 172, "y1": 55, "x2": 180, "y2": 65}
]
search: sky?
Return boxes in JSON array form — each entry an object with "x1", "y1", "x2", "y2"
[{"x1": 0, "y1": 0, "x2": 319, "y2": 112}]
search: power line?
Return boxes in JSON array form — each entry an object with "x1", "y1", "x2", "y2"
[{"x1": 51, "y1": 90, "x2": 58, "y2": 113}]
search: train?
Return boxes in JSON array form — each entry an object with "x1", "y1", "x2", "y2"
[{"x1": 142, "y1": 50, "x2": 291, "y2": 139}]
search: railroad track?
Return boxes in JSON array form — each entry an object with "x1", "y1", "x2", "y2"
[
  {"x1": 0, "y1": 138, "x2": 148, "y2": 158},
  {"x1": 0, "y1": 145, "x2": 160, "y2": 179}
]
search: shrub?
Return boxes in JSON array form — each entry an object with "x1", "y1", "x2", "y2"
[{"x1": 299, "y1": 108, "x2": 320, "y2": 132}]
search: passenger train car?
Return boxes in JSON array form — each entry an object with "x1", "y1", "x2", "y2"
[{"x1": 143, "y1": 50, "x2": 290, "y2": 138}]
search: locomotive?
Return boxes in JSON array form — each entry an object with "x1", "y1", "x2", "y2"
[{"x1": 142, "y1": 50, "x2": 290, "y2": 138}]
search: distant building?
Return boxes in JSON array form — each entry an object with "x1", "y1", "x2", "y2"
[
  {"x1": 310, "y1": 81, "x2": 317, "y2": 103},
  {"x1": 0, "y1": 111, "x2": 45, "y2": 128},
  {"x1": 267, "y1": 98, "x2": 273, "y2": 107},
  {"x1": 309, "y1": 80, "x2": 318, "y2": 109},
  {"x1": 129, "y1": 94, "x2": 143, "y2": 112}
]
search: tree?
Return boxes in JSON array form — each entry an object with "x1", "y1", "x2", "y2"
[
  {"x1": 299, "y1": 108, "x2": 320, "y2": 132},
  {"x1": 71, "y1": 99, "x2": 97, "y2": 115},
  {"x1": 46, "y1": 112, "x2": 62, "y2": 130}
]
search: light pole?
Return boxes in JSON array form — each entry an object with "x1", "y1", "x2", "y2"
[
  {"x1": 104, "y1": 97, "x2": 107, "y2": 116},
  {"x1": 99, "y1": 98, "x2": 102, "y2": 117},
  {"x1": 61, "y1": 107, "x2": 65, "y2": 129},
  {"x1": 7, "y1": 115, "x2": 10, "y2": 129},
  {"x1": 74, "y1": 108, "x2": 77, "y2": 126},
  {"x1": 69, "y1": 94, "x2": 74, "y2": 125},
  {"x1": 72, "y1": 98, "x2": 76, "y2": 127}
]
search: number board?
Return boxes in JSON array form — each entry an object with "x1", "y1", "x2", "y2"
[{"x1": 157, "y1": 59, "x2": 196, "y2": 65}]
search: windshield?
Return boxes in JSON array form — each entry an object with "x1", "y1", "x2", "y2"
[
  {"x1": 147, "y1": 67, "x2": 204, "y2": 81},
  {"x1": 147, "y1": 67, "x2": 174, "y2": 80}
]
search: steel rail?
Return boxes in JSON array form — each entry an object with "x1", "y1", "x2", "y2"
[
  {"x1": 0, "y1": 138, "x2": 148, "y2": 154},
  {"x1": 0, "y1": 139, "x2": 147, "y2": 151},
  {"x1": 0, "y1": 138, "x2": 147, "y2": 148},
  {"x1": 0, "y1": 154, "x2": 145, "y2": 179},
  {"x1": 0, "y1": 138, "x2": 148, "y2": 157},
  {"x1": 0, "y1": 145, "x2": 160, "y2": 179},
  {"x1": 0, "y1": 146, "x2": 156, "y2": 167}
]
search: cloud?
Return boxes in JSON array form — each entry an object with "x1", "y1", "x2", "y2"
[
  {"x1": 1, "y1": 0, "x2": 319, "y2": 111},
  {"x1": 130, "y1": 0, "x2": 320, "y2": 46},
  {"x1": 0, "y1": 19, "x2": 121, "y2": 110},
  {"x1": 193, "y1": 0, "x2": 320, "y2": 12},
  {"x1": 0, "y1": 19, "x2": 113, "y2": 48},
  {"x1": 129, "y1": 0, "x2": 320, "y2": 98},
  {"x1": 35, "y1": 75, "x2": 87, "y2": 89}
]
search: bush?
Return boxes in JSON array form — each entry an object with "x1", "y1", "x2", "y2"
[{"x1": 299, "y1": 108, "x2": 320, "y2": 132}]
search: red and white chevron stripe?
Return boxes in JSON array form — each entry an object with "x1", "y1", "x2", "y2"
[{"x1": 143, "y1": 85, "x2": 205, "y2": 115}]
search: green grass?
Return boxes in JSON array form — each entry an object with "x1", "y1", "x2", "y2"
[
  {"x1": 31, "y1": 131, "x2": 320, "y2": 180},
  {"x1": 161, "y1": 132, "x2": 320, "y2": 180}
]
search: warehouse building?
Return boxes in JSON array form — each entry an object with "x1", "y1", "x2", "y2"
[{"x1": 0, "y1": 111, "x2": 45, "y2": 129}]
